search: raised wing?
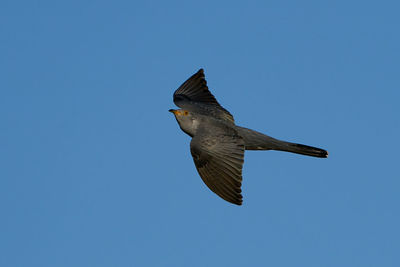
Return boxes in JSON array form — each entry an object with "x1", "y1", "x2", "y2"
[
  {"x1": 173, "y1": 69, "x2": 235, "y2": 123},
  {"x1": 190, "y1": 130, "x2": 245, "y2": 205}
]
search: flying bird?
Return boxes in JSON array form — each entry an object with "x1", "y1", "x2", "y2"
[{"x1": 169, "y1": 69, "x2": 328, "y2": 205}]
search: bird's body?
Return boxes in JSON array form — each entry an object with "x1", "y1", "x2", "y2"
[{"x1": 169, "y1": 69, "x2": 328, "y2": 205}]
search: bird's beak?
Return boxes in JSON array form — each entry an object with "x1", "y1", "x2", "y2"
[{"x1": 168, "y1": 109, "x2": 177, "y2": 114}]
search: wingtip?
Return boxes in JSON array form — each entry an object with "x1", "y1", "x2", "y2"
[{"x1": 230, "y1": 197, "x2": 243, "y2": 206}]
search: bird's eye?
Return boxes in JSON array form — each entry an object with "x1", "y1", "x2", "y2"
[{"x1": 183, "y1": 111, "x2": 189, "y2": 116}]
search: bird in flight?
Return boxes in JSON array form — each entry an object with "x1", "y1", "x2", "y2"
[{"x1": 169, "y1": 69, "x2": 328, "y2": 205}]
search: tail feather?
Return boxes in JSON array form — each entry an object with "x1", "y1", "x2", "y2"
[
  {"x1": 276, "y1": 142, "x2": 328, "y2": 158},
  {"x1": 236, "y1": 126, "x2": 328, "y2": 158}
]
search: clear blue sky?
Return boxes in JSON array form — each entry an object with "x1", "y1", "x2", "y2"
[{"x1": 1, "y1": 1, "x2": 399, "y2": 266}]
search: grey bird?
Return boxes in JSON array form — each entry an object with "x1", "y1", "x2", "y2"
[{"x1": 169, "y1": 69, "x2": 328, "y2": 205}]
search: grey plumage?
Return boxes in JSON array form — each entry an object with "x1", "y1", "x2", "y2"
[{"x1": 169, "y1": 69, "x2": 328, "y2": 205}]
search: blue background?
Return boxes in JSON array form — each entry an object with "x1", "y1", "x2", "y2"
[{"x1": 1, "y1": 1, "x2": 399, "y2": 266}]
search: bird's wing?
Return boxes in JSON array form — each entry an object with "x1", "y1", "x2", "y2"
[
  {"x1": 173, "y1": 69, "x2": 235, "y2": 123},
  {"x1": 190, "y1": 131, "x2": 245, "y2": 205}
]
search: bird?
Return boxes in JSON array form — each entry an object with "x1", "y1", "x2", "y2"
[{"x1": 169, "y1": 69, "x2": 328, "y2": 205}]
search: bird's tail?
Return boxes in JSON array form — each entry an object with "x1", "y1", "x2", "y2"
[{"x1": 236, "y1": 126, "x2": 328, "y2": 158}]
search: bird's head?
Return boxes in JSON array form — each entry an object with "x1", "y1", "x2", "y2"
[{"x1": 168, "y1": 109, "x2": 198, "y2": 137}]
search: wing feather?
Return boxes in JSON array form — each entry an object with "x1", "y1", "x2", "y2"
[
  {"x1": 190, "y1": 131, "x2": 245, "y2": 205},
  {"x1": 173, "y1": 69, "x2": 235, "y2": 123}
]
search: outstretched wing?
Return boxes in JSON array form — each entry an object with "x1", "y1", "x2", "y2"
[
  {"x1": 190, "y1": 131, "x2": 245, "y2": 205},
  {"x1": 173, "y1": 69, "x2": 235, "y2": 123}
]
